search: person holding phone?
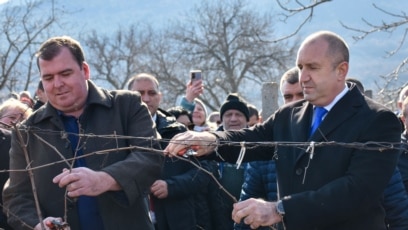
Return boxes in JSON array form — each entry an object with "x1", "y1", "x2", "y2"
[
  {"x1": 180, "y1": 70, "x2": 204, "y2": 112},
  {"x1": 179, "y1": 70, "x2": 215, "y2": 131}
]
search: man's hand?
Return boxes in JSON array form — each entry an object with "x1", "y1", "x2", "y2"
[
  {"x1": 150, "y1": 180, "x2": 169, "y2": 199},
  {"x1": 34, "y1": 217, "x2": 70, "y2": 230},
  {"x1": 164, "y1": 131, "x2": 217, "y2": 157},
  {"x1": 232, "y1": 198, "x2": 282, "y2": 229},
  {"x1": 53, "y1": 167, "x2": 121, "y2": 197}
]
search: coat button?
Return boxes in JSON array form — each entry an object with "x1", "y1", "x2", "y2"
[{"x1": 296, "y1": 168, "x2": 303, "y2": 175}]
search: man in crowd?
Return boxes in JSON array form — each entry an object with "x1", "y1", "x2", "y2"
[
  {"x1": 3, "y1": 36, "x2": 163, "y2": 230},
  {"x1": 280, "y1": 67, "x2": 304, "y2": 104},
  {"x1": 247, "y1": 104, "x2": 261, "y2": 127},
  {"x1": 127, "y1": 73, "x2": 211, "y2": 230},
  {"x1": 214, "y1": 93, "x2": 250, "y2": 229}
]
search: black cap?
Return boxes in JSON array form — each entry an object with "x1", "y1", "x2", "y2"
[{"x1": 220, "y1": 93, "x2": 249, "y2": 121}]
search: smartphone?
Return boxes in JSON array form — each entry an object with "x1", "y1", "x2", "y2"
[{"x1": 190, "y1": 70, "x2": 202, "y2": 81}]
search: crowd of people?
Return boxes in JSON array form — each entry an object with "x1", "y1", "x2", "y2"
[{"x1": 0, "y1": 30, "x2": 406, "y2": 230}]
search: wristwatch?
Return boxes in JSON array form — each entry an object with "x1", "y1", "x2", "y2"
[{"x1": 276, "y1": 200, "x2": 285, "y2": 216}]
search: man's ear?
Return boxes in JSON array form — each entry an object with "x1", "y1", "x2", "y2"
[
  {"x1": 158, "y1": 92, "x2": 163, "y2": 103},
  {"x1": 336, "y1": 61, "x2": 348, "y2": 81},
  {"x1": 83, "y1": 62, "x2": 91, "y2": 80}
]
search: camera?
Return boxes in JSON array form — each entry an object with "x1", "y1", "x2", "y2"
[{"x1": 190, "y1": 70, "x2": 202, "y2": 81}]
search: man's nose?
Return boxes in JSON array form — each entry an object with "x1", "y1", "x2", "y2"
[
  {"x1": 141, "y1": 93, "x2": 150, "y2": 102},
  {"x1": 299, "y1": 70, "x2": 310, "y2": 83},
  {"x1": 54, "y1": 76, "x2": 64, "y2": 87}
]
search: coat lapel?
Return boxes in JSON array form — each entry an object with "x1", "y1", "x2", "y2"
[
  {"x1": 294, "y1": 86, "x2": 363, "y2": 161},
  {"x1": 291, "y1": 101, "x2": 313, "y2": 142},
  {"x1": 312, "y1": 86, "x2": 362, "y2": 142}
]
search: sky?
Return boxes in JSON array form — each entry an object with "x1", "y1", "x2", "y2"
[
  {"x1": 1, "y1": 0, "x2": 407, "y2": 105},
  {"x1": 64, "y1": 0, "x2": 407, "y2": 92}
]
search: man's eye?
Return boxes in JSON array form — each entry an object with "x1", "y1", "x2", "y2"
[
  {"x1": 42, "y1": 76, "x2": 52, "y2": 81},
  {"x1": 61, "y1": 71, "x2": 72, "y2": 76}
]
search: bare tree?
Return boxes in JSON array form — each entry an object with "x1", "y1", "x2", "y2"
[
  {"x1": 81, "y1": 0, "x2": 297, "y2": 111},
  {"x1": 275, "y1": 0, "x2": 408, "y2": 111},
  {"x1": 83, "y1": 24, "x2": 153, "y2": 90},
  {"x1": 0, "y1": 0, "x2": 67, "y2": 99},
  {"x1": 275, "y1": 0, "x2": 332, "y2": 42},
  {"x1": 162, "y1": 0, "x2": 297, "y2": 111},
  {"x1": 340, "y1": 4, "x2": 408, "y2": 110},
  {"x1": 141, "y1": 29, "x2": 189, "y2": 109}
]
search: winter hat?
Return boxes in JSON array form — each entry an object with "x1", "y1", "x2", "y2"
[
  {"x1": 194, "y1": 98, "x2": 208, "y2": 119},
  {"x1": 220, "y1": 93, "x2": 249, "y2": 121}
]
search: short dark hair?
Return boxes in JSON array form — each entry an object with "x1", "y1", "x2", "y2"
[
  {"x1": 36, "y1": 36, "x2": 85, "y2": 70},
  {"x1": 167, "y1": 106, "x2": 192, "y2": 121},
  {"x1": 280, "y1": 67, "x2": 299, "y2": 85},
  {"x1": 37, "y1": 81, "x2": 44, "y2": 91},
  {"x1": 247, "y1": 104, "x2": 259, "y2": 120}
]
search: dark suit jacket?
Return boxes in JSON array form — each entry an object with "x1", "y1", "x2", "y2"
[{"x1": 214, "y1": 85, "x2": 401, "y2": 230}]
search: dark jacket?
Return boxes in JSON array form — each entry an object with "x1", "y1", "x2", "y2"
[
  {"x1": 383, "y1": 168, "x2": 408, "y2": 230},
  {"x1": 32, "y1": 100, "x2": 45, "y2": 111},
  {"x1": 0, "y1": 128, "x2": 11, "y2": 230},
  {"x1": 239, "y1": 160, "x2": 278, "y2": 202},
  {"x1": 234, "y1": 160, "x2": 277, "y2": 230},
  {"x1": 209, "y1": 125, "x2": 246, "y2": 230},
  {"x1": 153, "y1": 109, "x2": 211, "y2": 230},
  {"x1": 213, "y1": 85, "x2": 401, "y2": 230},
  {"x1": 156, "y1": 108, "x2": 187, "y2": 149},
  {"x1": 3, "y1": 81, "x2": 163, "y2": 230}
]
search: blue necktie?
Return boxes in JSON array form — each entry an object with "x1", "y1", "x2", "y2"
[{"x1": 310, "y1": 107, "x2": 328, "y2": 136}]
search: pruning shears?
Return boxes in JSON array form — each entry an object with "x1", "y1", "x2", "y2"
[{"x1": 177, "y1": 145, "x2": 199, "y2": 157}]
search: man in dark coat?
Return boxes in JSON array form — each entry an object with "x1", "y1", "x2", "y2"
[
  {"x1": 164, "y1": 31, "x2": 402, "y2": 230},
  {"x1": 3, "y1": 36, "x2": 163, "y2": 230},
  {"x1": 128, "y1": 73, "x2": 211, "y2": 230}
]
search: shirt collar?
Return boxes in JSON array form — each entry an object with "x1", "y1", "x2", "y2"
[{"x1": 322, "y1": 84, "x2": 348, "y2": 112}]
